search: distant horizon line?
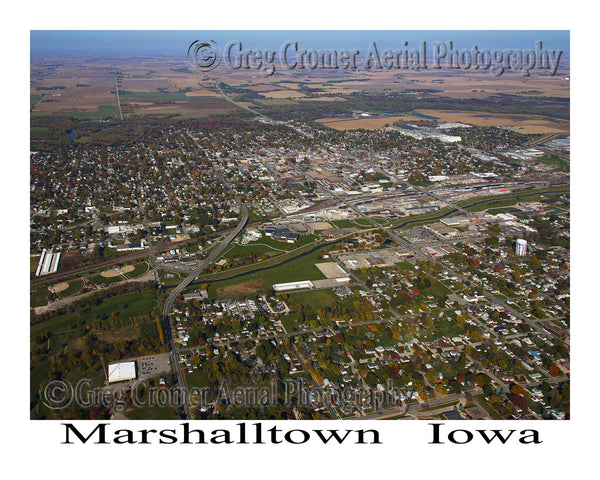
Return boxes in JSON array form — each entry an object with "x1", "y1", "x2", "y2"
[{"x1": 30, "y1": 30, "x2": 570, "y2": 56}]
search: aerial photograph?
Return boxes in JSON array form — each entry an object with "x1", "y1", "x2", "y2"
[{"x1": 30, "y1": 30, "x2": 570, "y2": 421}]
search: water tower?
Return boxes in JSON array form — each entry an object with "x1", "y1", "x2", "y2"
[{"x1": 515, "y1": 238, "x2": 527, "y2": 256}]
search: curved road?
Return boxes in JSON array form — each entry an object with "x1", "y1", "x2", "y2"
[{"x1": 161, "y1": 180, "x2": 248, "y2": 418}]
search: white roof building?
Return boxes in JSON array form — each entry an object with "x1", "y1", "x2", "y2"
[
  {"x1": 273, "y1": 280, "x2": 314, "y2": 292},
  {"x1": 108, "y1": 361, "x2": 137, "y2": 383}
]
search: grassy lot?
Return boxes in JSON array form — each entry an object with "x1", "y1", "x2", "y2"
[
  {"x1": 332, "y1": 219, "x2": 355, "y2": 228},
  {"x1": 68, "y1": 106, "x2": 118, "y2": 120},
  {"x1": 353, "y1": 218, "x2": 375, "y2": 227},
  {"x1": 228, "y1": 233, "x2": 319, "y2": 252},
  {"x1": 369, "y1": 216, "x2": 391, "y2": 225},
  {"x1": 31, "y1": 291, "x2": 159, "y2": 340},
  {"x1": 473, "y1": 394, "x2": 504, "y2": 420},
  {"x1": 30, "y1": 94, "x2": 44, "y2": 105},
  {"x1": 464, "y1": 197, "x2": 520, "y2": 213},
  {"x1": 428, "y1": 279, "x2": 452, "y2": 298},
  {"x1": 250, "y1": 249, "x2": 328, "y2": 286},
  {"x1": 286, "y1": 289, "x2": 338, "y2": 314},
  {"x1": 535, "y1": 155, "x2": 569, "y2": 171},
  {"x1": 184, "y1": 368, "x2": 211, "y2": 389},
  {"x1": 199, "y1": 241, "x2": 329, "y2": 284},
  {"x1": 487, "y1": 206, "x2": 518, "y2": 215},
  {"x1": 223, "y1": 242, "x2": 286, "y2": 258},
  {"x1": 59, "y1": 279, "x2": 84, "y2": 298},
  {"x1": 30, "y1": 286, "x2": 51, "y2": 308},
  {"x1": 126, "y1": 405, "x2": 179, "y2": 420},
  {"x1": 127, "y1": 261, "x2": 150, "y2": 278},
  {"x1": 159, "y1": 271, "x2": 185, "y2": 287},
  {"x1": 391, "y1": 207, "x2": 455, "y2": 229},
  {"x1": 87, "y1": 272, "x2": 124, "y2": 284},
  {"x1": 280, "y1": 313, "x2": 302, "y2": 333},
  {"x1": 395, "y1": 261, "x2": 415, "y2": 270}
]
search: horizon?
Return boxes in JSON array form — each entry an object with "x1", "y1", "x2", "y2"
[{"x1": 31, "y1": 30, "x2": 570, "y2": 58}]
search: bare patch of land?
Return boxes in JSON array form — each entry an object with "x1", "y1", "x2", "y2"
[
  {"x1": 101, "y1": 268, "x2": 121, "y2": 278},
  {"x1": 216, "y1": 279, "x2": 267, "y2": 297},
  {"x1": 53, "y1": 282, "x2": 69, "y2": 293},
  {"x1": 316, "y1": 109, "x2": 569, "y2": 134}
]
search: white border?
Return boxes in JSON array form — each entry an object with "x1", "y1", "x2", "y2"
[{"x1": 5, "y1": 1, "x2": 596, "y2": 478}]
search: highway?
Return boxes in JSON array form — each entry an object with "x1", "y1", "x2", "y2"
[
  {"x1": 161, "y1": 133, "x2": 249, "y2": 418},
  {"x1": 113, "y1": 65, "x2": 123, "y2": 120},
  {"x1": 161, "y1": 205, "x2": 248, "y2": 418}
]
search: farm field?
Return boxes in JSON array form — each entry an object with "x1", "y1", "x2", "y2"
[
  {"x1": 315, "y1": 109, "x2": 569, "y2": 133},
  {"x1": 31, "y1": 52, "x2": 569, "y2": 123}
]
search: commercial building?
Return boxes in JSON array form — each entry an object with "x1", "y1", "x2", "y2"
[
  {"x1": 108, "y1": 361, "x2": 137, "y2": 383},
  {"x1": 35, "y1": 249, "x2": 61, "y2": 276},
  {"x1": 264, "y1": 227, "x2": 299, "y2": 243},
  {"x1": 273, "y1": 280, "x2": 314, "y2": 292},
  {"x1": 183, "y1": 290, "x2": 209, "y2": 301}
]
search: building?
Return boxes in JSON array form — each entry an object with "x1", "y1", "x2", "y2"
[
  {"x1": 516, "y1": 238, "x2": 528, "y2": 256},
  {"x1": 265, "y1": 227, "x2": 299, "y2": 243},
  {"x1": 108, "y1": 361, "x2": 137, "y2": 383},
  {"x1": 273, "y1": 280, "x2": 314, "y2": 292},
  {"x1": 36, "y1": 249, "x2": 61, "y2": 276},
  {"x1": 183, "y1": 290, "x2": 209, "y2": 301}
]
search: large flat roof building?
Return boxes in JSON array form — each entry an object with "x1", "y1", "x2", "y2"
[{"x1": 108, "y1": 361, "x2": 137, "y2": 383}]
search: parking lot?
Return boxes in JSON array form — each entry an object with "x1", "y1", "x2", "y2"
[{"x1": 137, "y1": 352, "x2": 171, "y2": 380}]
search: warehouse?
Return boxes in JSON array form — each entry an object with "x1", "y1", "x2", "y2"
[
  {"x1": 35, "y1": 249, "x2": 61, "y2": 276},
  {"x1": 264, "y1": 227, "x2": 299, "y2": 243},
  {"x1": 273, "y1": 280, "x2": 314, "y2": 292},
  {"x1": 108, "y1": 361, "x2": 137, "y2": 383}
]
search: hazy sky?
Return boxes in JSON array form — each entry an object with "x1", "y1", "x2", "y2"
[{"x1": 31, "y1": 30, "x2": 569, "y2": 57}]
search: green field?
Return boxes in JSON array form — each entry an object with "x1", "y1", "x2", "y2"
[
  {"x1": 247, "y1": 249, "x2": 329, "y2": 286},
  {"x1": 59, "y1": 279, "x2": 84, "y2": 298},
  {"x1": 88, "y1": 272, "x2": 124, "y2": 284},
  {"x1": 31, "y1": 291, "x2": 159, "y2": 340},
  {"x1": 120, "y1": 91, "x2": 191, "y2": 101},
  {"x1": 202, "y1": 248, "x2": 330, "y2": 299},
  {"x1": 223, "y1": 242, "x2": 286, "y2": 258},
  {"x1": 184, "y1": 368, "x2": 211, "y2": 389},
  {"x1": 30, "y1": 94, "x2": 44, "y2": 105},
  {"x1": 200, "y1": 240, "x2": 327, "y2": 283},
  {"x1": 125, "y1": 404, "x2": 180, "y2": 420},
  {"x1": 159, "y1": 271, "x2": 185, "y2": 287},
  {"x1": 286, "y1": 289, "x2": 338, "y2": 313},
  {"x1": 464, "y1": 197, "x2": 520, "y2": 213},
  {"x1": 535, "y1": 155, "x2": 569, "y2": 171},
  {"x1": 428, "y1": 279, "x2": 452, "y2": 298},
  {"x1": 127, "y1": 262, "x2": 150, "y2": 278},
  {"x1": 280, "y1": 313, "x2": 302, "y2": 332},
  {"x1": 391, "y1": 207, "x2": 455, "y2": 229},
  {"x1": 68, "y1": 105, "x2": 118, "y2": 120},
  {"x1": 331, "y1": 219, "x2": 355, "y2": 228},
  {"x1": 353, "y1": 218, "x2": 375, "y2": 227},
  {"x1": 30, "y1": 286, "x2": 51, "y2": 308}
]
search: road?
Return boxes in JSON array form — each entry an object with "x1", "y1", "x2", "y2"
[
  {"x1": 160, "y1": 135, "x2": 249, "y2": 418},
  {"x1": 161, "y1": 205, "x2": 248, "y2": 418},
  {"x1": 113, "y1": 65, "x2": 123, "y2": 120}
]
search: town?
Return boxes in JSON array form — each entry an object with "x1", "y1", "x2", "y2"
[
  {"x1": 31, "y1": 112, "x2": 569, "y2": 421},
  {"x1": 30, "y1": 39, "x2": 569, "y2": 422}
]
